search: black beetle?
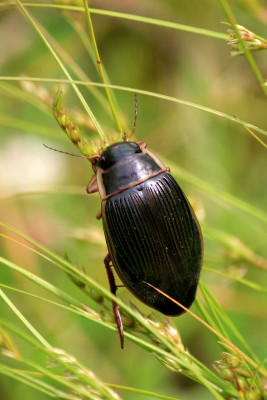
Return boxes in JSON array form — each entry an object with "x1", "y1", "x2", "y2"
[
  {"x1": 86, "y1": 139, "x2": 203, "y2": 348},
  {"x1": 83, "y1": 98, "x2": 203, "y2": 348},
  {"x1": 46, "y1": 99, "x2": 203, "y2": 349}
]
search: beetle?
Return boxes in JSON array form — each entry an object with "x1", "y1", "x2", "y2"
[
  {"x1": 85, "y1": 102, "x2": 203, "y2": 349},
  {"x1": 46, "y1": 97, "x2": 203, "y2": 349}
]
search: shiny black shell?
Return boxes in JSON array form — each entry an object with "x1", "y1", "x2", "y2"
[{"x1": 99, "y1": 143, "x2": 203, "y2": 316}]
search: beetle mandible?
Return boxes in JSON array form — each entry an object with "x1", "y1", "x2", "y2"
[{"x1": 86, "y1": 97, "x2": 203, "y2": 349}]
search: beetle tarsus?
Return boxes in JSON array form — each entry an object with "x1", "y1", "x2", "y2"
[{"x1": 104, "y1": 254, "x2": 125, "y2": 349}]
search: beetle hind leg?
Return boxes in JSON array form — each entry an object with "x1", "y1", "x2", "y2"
[{"x1": 104, "y1": 254, "x2": 125, "y2": 349}]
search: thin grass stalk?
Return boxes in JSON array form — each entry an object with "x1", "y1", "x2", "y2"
[
  {"x1": 14, "y1": 0, "x2": 107, "y2": 141},
  {"x1": 145, "y1": 283, "x2": 267, "y2": 377},
  {"x1": 243, "y1": 126, "x2": 267, "y2": 148},
  {"x1": 0, "y1": 289, "x2": 51, "y2": 348},
  {"x1": 218, "y1": 0, "x2": 267, "y2": 96},
  {"x1": 0, "y1": 293, "x2": 230, "y2": 398},
  {"x1": 198, "y1": 283, "x2": 260, "y2": 363},
  {"x1": 83, "y1": 0, "x2": 122, "y2": 133},
  {"x1": 202, "y1": 224, "x2": 267, "y2": 270},
  {"x1": 0, "y1": 270, "x2": 257, "y2": 399},
  {"x1": 0, "y1": 271, "x2": 248, "y2": 396},
  {"x1": 0, "y1": 365, "x2": 90, "y2": 400},
  {"x1": 2, "y1": 191, "x2": 265, "y2": 278},
  {"x1": 0, "y1": 114, "x2": 59, "y2": 138},
  {"x1": 203, "y1": 266, "x2": 267, "y2": 293},
  {"x1": 62, "y1": 14, "x2": 116, "y2": 120},
  {"x1": 40, "y1": 22, "x2": 110, "y2": 113},
  {"x1": 0, "y1": 82, "x2": 51, "y2": 116},
  {"x1": 167, "y1": 161, "x2": 267, "y2": 224},
  {"x1": 0, "y1": 221, "x2": 255, "y2": 370},
  {"x1": 0, "y1": 76, "x2": 266, "y2": 139},
  {"x1": 199, "y1": 286, "x2": 231, "y2": 340},
  {"x1": 0, "y1": 172, "x2": 266, "y2": 226},
  {"x1": 0, "y1": 291, "x2": 119, "y2": 399},
  {"x1": 0, "y1": 365, "x2": 66, "y2": 398},
  {"x1": 0, "y1": 3, "x2": 228, "y2": 40},
  {"x1": 106, "y1": 383, "x2": 181, "y2": 400},
  {"x1": 0, "y1": 244, "x2": 255, "y2": 397},
  {"x1": 63, "y1": 14, "x2": 125, "y2": 129},
  {"x1": 0, "y1": 238, "x2": 237, "y2": 395},
  {"x1": 22, "y1": 359, "x2": 113, "y2": 400}
]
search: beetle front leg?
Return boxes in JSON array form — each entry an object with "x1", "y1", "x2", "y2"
[
  {"x1": 86, "y1": 174, "x2": 98, "y2": 194},
  {"x1": 96, "y1": 209, "x2": 102, "y2": 220},
  {"x1": 104, "y1": 254, "x2": 124, "y2": 349}
]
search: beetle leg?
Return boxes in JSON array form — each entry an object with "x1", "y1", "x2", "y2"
[
  {"x1": 104, "y1": 254, "x2": 124, "y2": 349},
  {"x1": 87, "y1": 174, "x2": 98, "y2": 194},
  {"x1": 96, "y1": 209, "x2": 102, "y2": 220},
  {"x1": 87, "y1": 174, "x2": 102, "y2": 219}
]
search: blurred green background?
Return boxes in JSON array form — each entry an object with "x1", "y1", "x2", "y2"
[{"x1": 0, "y1": 0, "x2": 266, "y2": 399}]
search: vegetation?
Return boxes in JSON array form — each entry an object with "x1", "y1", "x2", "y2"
[{"x1": 0, "y1": 1, "x2": 266, "y2": 399}]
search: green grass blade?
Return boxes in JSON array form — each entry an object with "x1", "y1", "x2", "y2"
[
  {"x1": 21, "y1": 359, "x2": 109, "y2": 400},
  {"x1": 0, "y1": 82, "x2": 51, "y2": 116},
  {"x1": 62, "y1": 14, "x2": 114, "y2": 118},
  {"x1": 0, "y1": 77, "x2": 266, "y2": 138},
  {"x1": 0, "y1": 115, "x2": 60, "y2": 139},
  {"x1": 168, "y1": 162, "x2": 267, "y2": 223},
  {"x1": 199, "y1": 282, "x2": 260, "y2": 363},
  {"x1": 0, "y1": 289, "x2": 51, "y2": 348},
  {"x1": 147, "y1": 283, "x2": 266, "y2": 376},
  {"x1": 1, "y1": 177, "x2": 266, "y2": 226},
  {"x1": 203, "y1": 224, "x2": 267, "y2": 270},
  {"x1": 83, "y1": 0, "x2": 122, "y2": 133},
  {"x1": 0, "y1": 227, "x2": 234, "y2": 395},
  {"x1": 1, "y1": 3, "x2": 228, "y2": 40},
  {"x1": 203, "y1": 266, "x2": 267, "y2": 293},
  {"x1": 41, "y1": 21, "x2": 110, "y2": 113},
  {"x1": 14, "y1": 0, "x2": 107, "y2": 141},
  {"x1": 0, "y1": 364, "x2": 62, "y2": 398},
  {"x1": 106, "y1": 383, "x2": 181, "y2": 400},
  {"x1": 218, "y1": 0, "x2": 267, "y2": 96},
  {"x1": 199, "y1": 285, "x2": 230, "y2": 339},
  {"x1": 0, "y1": 311, "x2": 119, "y2": 400}
]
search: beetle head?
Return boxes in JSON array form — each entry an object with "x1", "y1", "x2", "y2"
[{"x1": 97, "y1": 141, "x2": 142, "y2": 170}]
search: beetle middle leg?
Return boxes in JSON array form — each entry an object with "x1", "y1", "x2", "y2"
[{"x1": 104, "y1": 253, "x2": 124, "y2": 349}]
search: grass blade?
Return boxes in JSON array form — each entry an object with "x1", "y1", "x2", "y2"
[
  {"x1": 1, "y1": 3, "x2": 228, "y2": 40},
  {"x1": 218, "y1": 0, "x2": 267, "y2": 96},
  {"x1": 0, "y1": 76, "x2": 266, "y2": 138},
  {"x1": 14, "y1": 0, "x2": 107, "y2": 141},
  {"x1": 83, "y1": 0, "x2": 122, "y2": 133}
]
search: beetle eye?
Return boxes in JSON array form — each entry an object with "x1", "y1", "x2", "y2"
[
  {"x1": 98, "y1": 155, "x2": 108, "y2": 169},
  {"x1": 129, "y1": 142, "x2": 141, "y2": 152}
]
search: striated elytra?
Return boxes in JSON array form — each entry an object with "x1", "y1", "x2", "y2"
[{"x1": 87, "y1": 140, "x2": 203, "y2": 347}]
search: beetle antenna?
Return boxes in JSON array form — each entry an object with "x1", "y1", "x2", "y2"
[
  {"x1": 43, "y1": 144, "x2": 98, "y2": 160},
  {"x1": 128, "y1": 93, "x2": 138, "y2": 140}
]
